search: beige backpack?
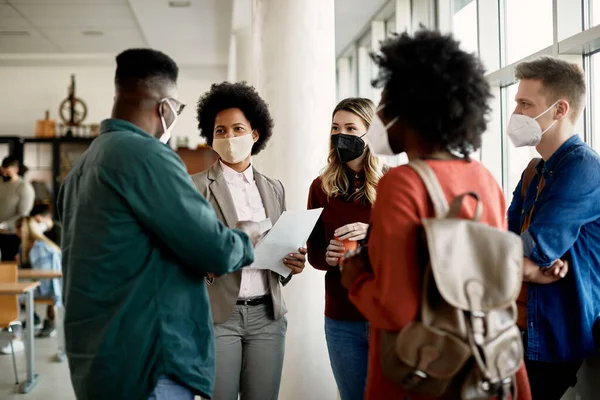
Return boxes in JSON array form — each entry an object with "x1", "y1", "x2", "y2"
[{"x1": 380, "y1": 160, "x2": 524, "y2": 399}]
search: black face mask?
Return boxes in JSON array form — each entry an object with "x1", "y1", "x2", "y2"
[
  {"x1": 1, "y1": 175, "x2": 10, "y2": 182},
  {"x1": 331, "y1": 133, "x2": 367, "y2": 163}
]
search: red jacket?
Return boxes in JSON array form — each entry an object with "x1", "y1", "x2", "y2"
[{"x1": 349, "y1": 160, "x2": 531, "y2": 400}]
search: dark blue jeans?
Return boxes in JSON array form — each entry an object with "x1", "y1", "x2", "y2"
[{"x1": 325, "y1": 317, "x2": 369, "y2": 400}]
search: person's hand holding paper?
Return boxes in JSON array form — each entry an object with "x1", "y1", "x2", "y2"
[
  {"x1": 252, "y1": 208, "x2": 323, "y2": 278},
  {"x1": 283, "y1": 247, "x2": 307, "y2": 274}
]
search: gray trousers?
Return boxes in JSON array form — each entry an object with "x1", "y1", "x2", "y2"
[{"x1": 211, "y1": 302, "x2": 287, "y2": 400}]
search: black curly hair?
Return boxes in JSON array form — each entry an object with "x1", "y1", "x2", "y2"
[
  {"x1": 197, "y1": 82, "x2": 274, "y2": 155},
  {"x1": 372, "y1": 28, "x2": 491, "y2": 157}
]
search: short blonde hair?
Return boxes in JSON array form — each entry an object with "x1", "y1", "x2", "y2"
[{"x1": 515, "y1": 57, "x2": 586, "y2": 121}]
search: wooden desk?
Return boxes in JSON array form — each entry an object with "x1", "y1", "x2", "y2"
[
  {"x1": 0, "y1": 282, "x2": 39, "y2": 294},
  {"x1": 0, "y1": 281, "x2": 40, "y2": 393},
  {"x1": 18, "y1": 270, "x2": 63, "y2": 279},
  {"x1": 0, "y1": 261, "x2": 17, "y2": 267},
  {"x1": 16, "y1": 269, "x2": 66, "y2": 364}
]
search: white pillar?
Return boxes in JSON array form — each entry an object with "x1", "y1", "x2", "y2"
[
  {"x1": 371, "y1": 20, "x2": 386, "y2": 102},
  {"x1": 337, "y1": 57, "x2": 351, "y2": 101},
  {"x1": 251, "y1": 0, "x2": 337, "y2": 399},
  {"x1": 357, "y1": 46, "x2": 372, "y2": 98},
  {"x1": 235, "y1": 27, "x2": 253, "y2": 84},
  {"x1": 396, "y1": 0, "x2": 412, "y2": 33},
  {"x1": 227, "y1": 34, "x2": 237, "y2": 82}
]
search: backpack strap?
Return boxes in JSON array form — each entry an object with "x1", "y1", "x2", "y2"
[
  {"x1": 447, "y1": 192, "x2": 483, "y2": 221},
  {"x1": 407, "y1": 160, "x2": 449, "y2": 218},
  {"x1": 521, "y1": 157, "x2": 542, "y2": 199}
]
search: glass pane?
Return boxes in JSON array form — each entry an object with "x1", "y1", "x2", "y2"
[
  {"x1": 504, "y1": 84, "x2": 541, "y2": 197},
  {"x1": 358, "y1": 46, "x2": 373, "y2": 99},
  {"x1": 592, "y1": 53, "x2": 600, "y2": 151},
  {"x1": 593, "y1": 0, "x2": 600, "y2": 26},
  {"x1": 386, "y1": 14, "x2": 396, "y2": 37},
  {"x1": 481, "y1": 87, "x2": 504, "y2": 187},
  {"x1": 0, "y1": 144, "x2": 9, "y2": 161},
  {"x1": 452, "y1": 0, "x2": 478, "y2": 54},
  {"x1": 505, "y1": 0, "x2": 553, "y2": 65}
]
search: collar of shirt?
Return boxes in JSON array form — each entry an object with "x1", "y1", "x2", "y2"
[
  {"x1": 100, "y1": 118, "x2": 149, "y2": 138},
  {"x1": 536, "y1": 134, "x2": 582, "y2": 177},
  {"x1": 219, "y1": 160, "x2": 254, "y2": 184}
]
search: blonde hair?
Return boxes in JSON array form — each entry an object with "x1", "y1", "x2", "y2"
[
  {"x1": 16, "y1": 216, "x2": 60, "y2": 264},
  {"x1": 321, "y1": 97, "x2": 384, "y2": 204}
]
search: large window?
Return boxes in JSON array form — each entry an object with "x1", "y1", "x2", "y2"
[
  {"x1": 386, "y1": 14, "x2": 396, "y2": 37},
  {"x1": 503, "y1": 84, "x2": 540, "y2": 198},
  {"x1": 593, "y1": 0, "x2": 600, "y2": 26},
  {"x1": 591, "y1": 52, "x2": 600, "y2": 150},
  {"x1": 452, "y1": 0, "x2": 478, "y2": 54},
  {"x1": 504, "y1": 0, "x2": 553, "y2": 65}
]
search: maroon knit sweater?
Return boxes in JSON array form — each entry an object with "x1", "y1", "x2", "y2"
[{"x1": 307, "y1": 172, "x2": 372, "y2": 321}]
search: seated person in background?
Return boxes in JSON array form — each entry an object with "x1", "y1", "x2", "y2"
[
  {"x1": 0, "y1": 156, "x2": 34, "y2": 260},
  {"x1": 30, "y1": 203, "x2": 62, "y2": 247},
  {"x1": 26, "y1": 203, "x2": 63, "y2": 333},
  {"x1": 1, "y1": 216, "x2": 62, "y2": 354}
]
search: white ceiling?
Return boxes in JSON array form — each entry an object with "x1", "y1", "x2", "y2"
[
  {"x1": 0, "y1": 0, "x2": 232, "y2": 66},
  {"x1": 0, "y1": 0, "x2": 387, "y2": 65},
  {"x1": 335, "y1": 0, "x2": 389, "y2": 56}
]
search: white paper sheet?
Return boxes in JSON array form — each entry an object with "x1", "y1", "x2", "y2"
[{"x1": 250, "y1": 208, "x2": 323, "y2": 277}]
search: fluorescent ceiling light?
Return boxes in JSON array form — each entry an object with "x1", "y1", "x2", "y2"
[
  {"x1": 82, "y1": 30, "x2": 104, "y2": 36},
  {"x1": 169, "y1": 1, "x2": 191, "y2": 7},
  {"x1": 0, "y1": 31, "x2": 30, "y2": 36}
]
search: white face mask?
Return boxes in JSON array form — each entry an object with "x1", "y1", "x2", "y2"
[
  {"x1": 507, "y1": 101, "x2": 559, "y2": 147},
  {"x1": 159, "y1": 99, "x2": 179, "y2": 144},
  {"x1": 38, "y1": 222, "x2": 49, "y2": 232},
  {"x1": 212, "y1": 132, "x2": 255, "y2": 164},
  {"x1": 365, "y1": 105, "x2": 399, "y2": 156}
]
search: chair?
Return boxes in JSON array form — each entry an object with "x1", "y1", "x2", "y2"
[{"x1": 0, "y1": 262, "x2": 21, "y2": 384}]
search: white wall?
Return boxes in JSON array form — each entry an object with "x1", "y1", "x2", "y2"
[{"x1": 0, "y1": 64, "x2": 227, "y2": 149}]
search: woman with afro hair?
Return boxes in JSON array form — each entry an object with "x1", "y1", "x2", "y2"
[
  {"x1": 191, "y1": 81, "x2": 307, "y2": 400},
  {"x1": 339, "y1": 29, "x2": 532, "y2": 399}
]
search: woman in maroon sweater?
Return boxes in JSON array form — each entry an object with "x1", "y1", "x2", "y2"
[{"x1": 307, "y1": 98, "x2": 385, "y2": 400}]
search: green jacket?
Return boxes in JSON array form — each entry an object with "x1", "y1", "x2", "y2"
[{"x1": 57, "y1": 119, "x2": 254, "y2": 400}]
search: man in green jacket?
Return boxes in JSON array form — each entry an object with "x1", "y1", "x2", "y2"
[{"x1": 57, "y1": 49, "x2": 259, "y2": 400}]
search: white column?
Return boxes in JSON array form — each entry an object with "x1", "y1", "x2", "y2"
[
  {"x1": 371, "y1": 20, "x2": 386, "y2": 101},
  {"x1": 357, "y1": 46, "x2": 372, "y2": 98},
  {"x1": 227, "y1": 34, "x2": 237, "y2": 82},
  {"x1": 251, "y1": 0, "x2": 337, "y2": 399},
  {"x1": 235, "y1": 27, "x2": 253, "y2": 84},
  {"x1": 396, "y1": 0, "x2": 412, "y2": 33},
  {"x1": 337, "y1": 57, "x2": 351, "y2": 101}
]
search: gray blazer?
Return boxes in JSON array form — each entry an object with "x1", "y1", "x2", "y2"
[{"x1": 191, "y1": 162, "x2": 290, "y2": 324}]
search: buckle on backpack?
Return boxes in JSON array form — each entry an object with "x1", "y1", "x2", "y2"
[
  {"x1": 470, "y1": 311, "x2": 486, "y2": 345},
  {"x1": 402, "y1": 370, "x2": 427, "y2": 388}
]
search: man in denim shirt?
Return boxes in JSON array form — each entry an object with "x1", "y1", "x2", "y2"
[{"x1": 507, "y1": 57, "x2": 600, "y2": 399}]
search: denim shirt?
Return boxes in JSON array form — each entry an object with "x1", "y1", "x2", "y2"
[{"x1": 508, "y1": 135, "x2": 600, "y2": 362}]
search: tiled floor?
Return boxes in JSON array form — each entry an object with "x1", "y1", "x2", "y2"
[
  {"x1": 0, "y1": 328, "x2": 206, "y2": 400},
  {"x1": 0, "y1": 329, "x2": 74, "y2": 400}
]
